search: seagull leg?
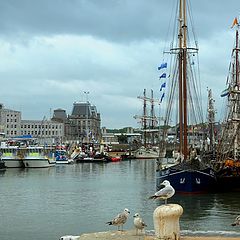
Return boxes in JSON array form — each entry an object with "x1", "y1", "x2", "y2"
[{"x1": 165, "y1": 199, "x2": 167, "y2": 204}]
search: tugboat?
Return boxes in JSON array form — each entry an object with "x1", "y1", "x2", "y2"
[{"x1": 156, "y1": 0, "x2": 216, "y2": 193}]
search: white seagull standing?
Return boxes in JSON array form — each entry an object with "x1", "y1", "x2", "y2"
[
  {"x1": 231, "y1": 215, "x2": 240, "y2": 226},
  {"x1": 106, "y1": 208, "x2": 130, "y2": 231},
  {"x1": 149, "y1": 180, "x2": 175, "y2": 204},
  {"x1": 133, "y1": 213, "x2": 147, "y2": 235}
]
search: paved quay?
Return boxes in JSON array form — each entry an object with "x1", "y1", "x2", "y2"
[{"x1": 79, "y1": 230, "x2": 240, "y2": 240}]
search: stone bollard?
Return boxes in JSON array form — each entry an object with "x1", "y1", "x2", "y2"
[{"x1": 153, "y1": 204, "x2": 183, "y2": 240}]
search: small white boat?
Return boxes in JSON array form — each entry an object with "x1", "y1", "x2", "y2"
[
  {"x1": 23, "y1": 146, "x2": 56, "y2": 168},
  {"x1": 133, "y1": 146, "x2": 160, "y2": 159}
]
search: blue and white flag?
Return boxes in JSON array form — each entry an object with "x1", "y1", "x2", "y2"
[
  {"x1": 159, "y1": 73, "x2": 166, "y2": 79},
  {"x1": 160, "y1": 82, "x2": 166, "y2": 91},
  {"x1": 160, "y1": 93, "x2": 165, "y2": 103},
  {"x1": 158, "y1": 62, "x2": 167, "y2": 70}
]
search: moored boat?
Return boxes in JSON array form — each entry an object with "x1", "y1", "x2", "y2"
[
  {"x1": 0, "y1": 143, "x2": 24, "y2": 168},
  {"x1": 133, "y1": 146, "x2": 159, "y2": 159},
  {"x1": 55, "y1": 145, "x2": 73, "y2": 164},
  {"x1": 23, "y1": 146, "x2": 56, "y2": 168},
  {"x1": 156, "y1": 0, "x2": 217, "y2": 193}
]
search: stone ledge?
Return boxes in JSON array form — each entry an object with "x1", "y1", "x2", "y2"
[{"x1": 79, "y1": 230, "x2": 240, "y2": 240}]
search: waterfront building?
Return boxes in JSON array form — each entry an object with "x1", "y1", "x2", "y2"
[
  {"x1": 67, "y1": 101, "x2": 101, "y2": 143},
  {"x1": 0, "y1": 103, "x2": 21, "y2": 138},
  {"x1": 0, "y1": 103, "x2": 64, "y2": 143},
  {"x1": 20, "y1": 119, "x2": 64, "y2": 144}
]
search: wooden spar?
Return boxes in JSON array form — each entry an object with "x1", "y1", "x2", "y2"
[
  {"x1": 178, "y1": 0, "x2": 183, "y2": 155},
  {"x1": 234, "y1": 26, "x2": 239, "y2": 160},
  {"x1": 236, "y1": 28, "x2": 239, "y2": 87},
  {"x1": 143, "y1": 89, "x2": 147, "y2": 147},
  {"x1": 178, "y1": 0, "x2": 188, "y2": 160},
  {"x1": 151, "y1": 89, "x2": 155, "y2": 144},
  {"x1": 182, "y1": 0, "x2": 188, "y2": 160}
]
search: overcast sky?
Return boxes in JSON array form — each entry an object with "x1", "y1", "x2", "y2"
[{"x1": 0, "y1": 0, "x2": 239, "y2": 128}]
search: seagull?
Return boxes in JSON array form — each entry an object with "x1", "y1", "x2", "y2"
[
  {"x1": 106, "y1": 208, "x2": 130, "y2": 231},
  {"x1": 231, "y1": 215, "x2": 240, "y2": 226},
  {"x1": 59, "y1": 236, "x2": 80, "y2": 240},
  {"x1": 149, "y1": 180, "x2": 175, "y2": 204},
  {"x1": 133, "y1": 213, "x2": 147, "y2": 235}
]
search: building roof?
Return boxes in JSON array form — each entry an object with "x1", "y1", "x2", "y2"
[{"x1": 71, "y1": 101, "x2": 99, "y2": 118}]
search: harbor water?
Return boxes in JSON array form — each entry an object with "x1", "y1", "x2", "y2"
[{"x1": 0, "y1": 160, "x2": 240, "y2": 240}]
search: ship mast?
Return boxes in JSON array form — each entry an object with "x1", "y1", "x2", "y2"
[
  {"x1": 207, "y1": 89, "x2": 216, "y2": 153},
  {"x1": 178, "y1": 0, "x2": 188, "y2": 160},
  {"x1": 232, "y1": 24, "x2": 240, "y2": 160},
  {"x1": 134, "y1": 89, "x2": 158, "y2": 147},
  {"x1": 143, "y1": 89, "x2": 147, "y2": 147}
]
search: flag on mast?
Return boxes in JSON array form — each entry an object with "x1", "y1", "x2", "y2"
[{"x1": 231, "y1": 17, "x2": 238, "y2": 28}]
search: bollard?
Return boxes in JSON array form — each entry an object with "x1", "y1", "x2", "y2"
[{"x1": 153, "y1": 204, "x2": 183, "y2": 240}]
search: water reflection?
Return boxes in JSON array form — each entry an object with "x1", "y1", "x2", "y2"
[{"x1": 0, "y1": 160, "x2": 239, "y2": 240}]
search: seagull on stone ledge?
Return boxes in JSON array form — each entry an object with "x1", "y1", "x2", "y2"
[
  {"x1": 133, "y1": 213, "x2": 147, "y2": 235},
  {"x1": 149, "y1": 180, "x2": 175, "y2": 204},
  {"x1": 106, "y1": 208, "x2": 130, "y2": 231}
]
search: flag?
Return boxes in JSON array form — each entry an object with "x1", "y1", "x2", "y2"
[
  {"x1": 158, "y1": 62, "x2": 167, "y2": 70},
  {"x1": 159, "y1": 73, "x2": 166, "y2": 79},
  {"x1": 160, "y1": 82, "x2": 166, "y2": 91},
  {"x1": 160, "y1": 93, "x2": 165, "y2": 103},
  {"x1": 231, "y1": 17, "x2": 238, "y2": 28},
  {"x1": 220, "y1": 88, "x2": 229, "y2": 97}
]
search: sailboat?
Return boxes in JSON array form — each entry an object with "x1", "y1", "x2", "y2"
[
  {"x1": 156, "y1": 0, "x2": 217, "y2": 193},
  {"x1": 214, "y1": 17, "x2": 240, "y2": 191}
]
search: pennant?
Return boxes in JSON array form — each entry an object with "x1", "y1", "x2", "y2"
[
  {"x1": 220, "y1": 88, "x2": 229, "y2": 97},
  {"x1": 160, "y1": 82, "x2": 166, "y2": 91},
  {"x1": 159, "y1": 73, "x2": 166, "y2": 79},
  {"x1": 231, "y1": 17, "x2": 238, "y2": 28},
  {"x1": 158, "y1": 62, "x2": 167, "y2": 70},
  {"x1": 160, "y1": 93, "x2": 165, "y2": 103}
]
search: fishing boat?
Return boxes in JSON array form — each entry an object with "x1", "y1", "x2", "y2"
[
  {"x1": 156, "y1": 0, "x2": 216, "y2": 193},
  {"x1": 0, "y1": 142, "x2": 24, "y2": 168},
  {"x1": 55, "y1": 145, "x2": 74, "y2": 164},
  {"x1": 214, "y1": 17, "x2": 240, "y2": 191},
  {"x1": 23, "y1": 145, "x2": 56, "y2": 168}
]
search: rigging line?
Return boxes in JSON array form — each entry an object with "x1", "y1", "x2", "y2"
[
  {"x1": 196, "y1": 53, "x2": 203, "y2": 121},
  {"x1": 188, "y1": 55, "x2": 201, "y2": 123},
  {"x1": 162, "y1": 0, "x2": 178, "y2": 59},
  {"x1": 187, "y1": 69, "x2": 198, "y2": 125},
  {"x1": 187, "y1": 53, "x2": 203, "y2": 123},
  {"x1": 187, "y1": 0, "x2": 198, "y2": 48},
  {"x1": 165, "y1": 55, "x2": 178, "y2": 126}
]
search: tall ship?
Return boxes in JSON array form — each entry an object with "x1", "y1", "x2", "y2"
[
  {"x1": 156, "y1": 0, "x2": 216, "y2": 193},
  {"x1": 133, "y1": 89, "x2": 160, "y2": 159},
  {"x1": 214, "y1": 17, "x2": 240, "y2": 191}
]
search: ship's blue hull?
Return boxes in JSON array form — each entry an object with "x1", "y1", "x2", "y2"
[{"x1": 156, "y1": 166, "x2": 217, "y2": 193}]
